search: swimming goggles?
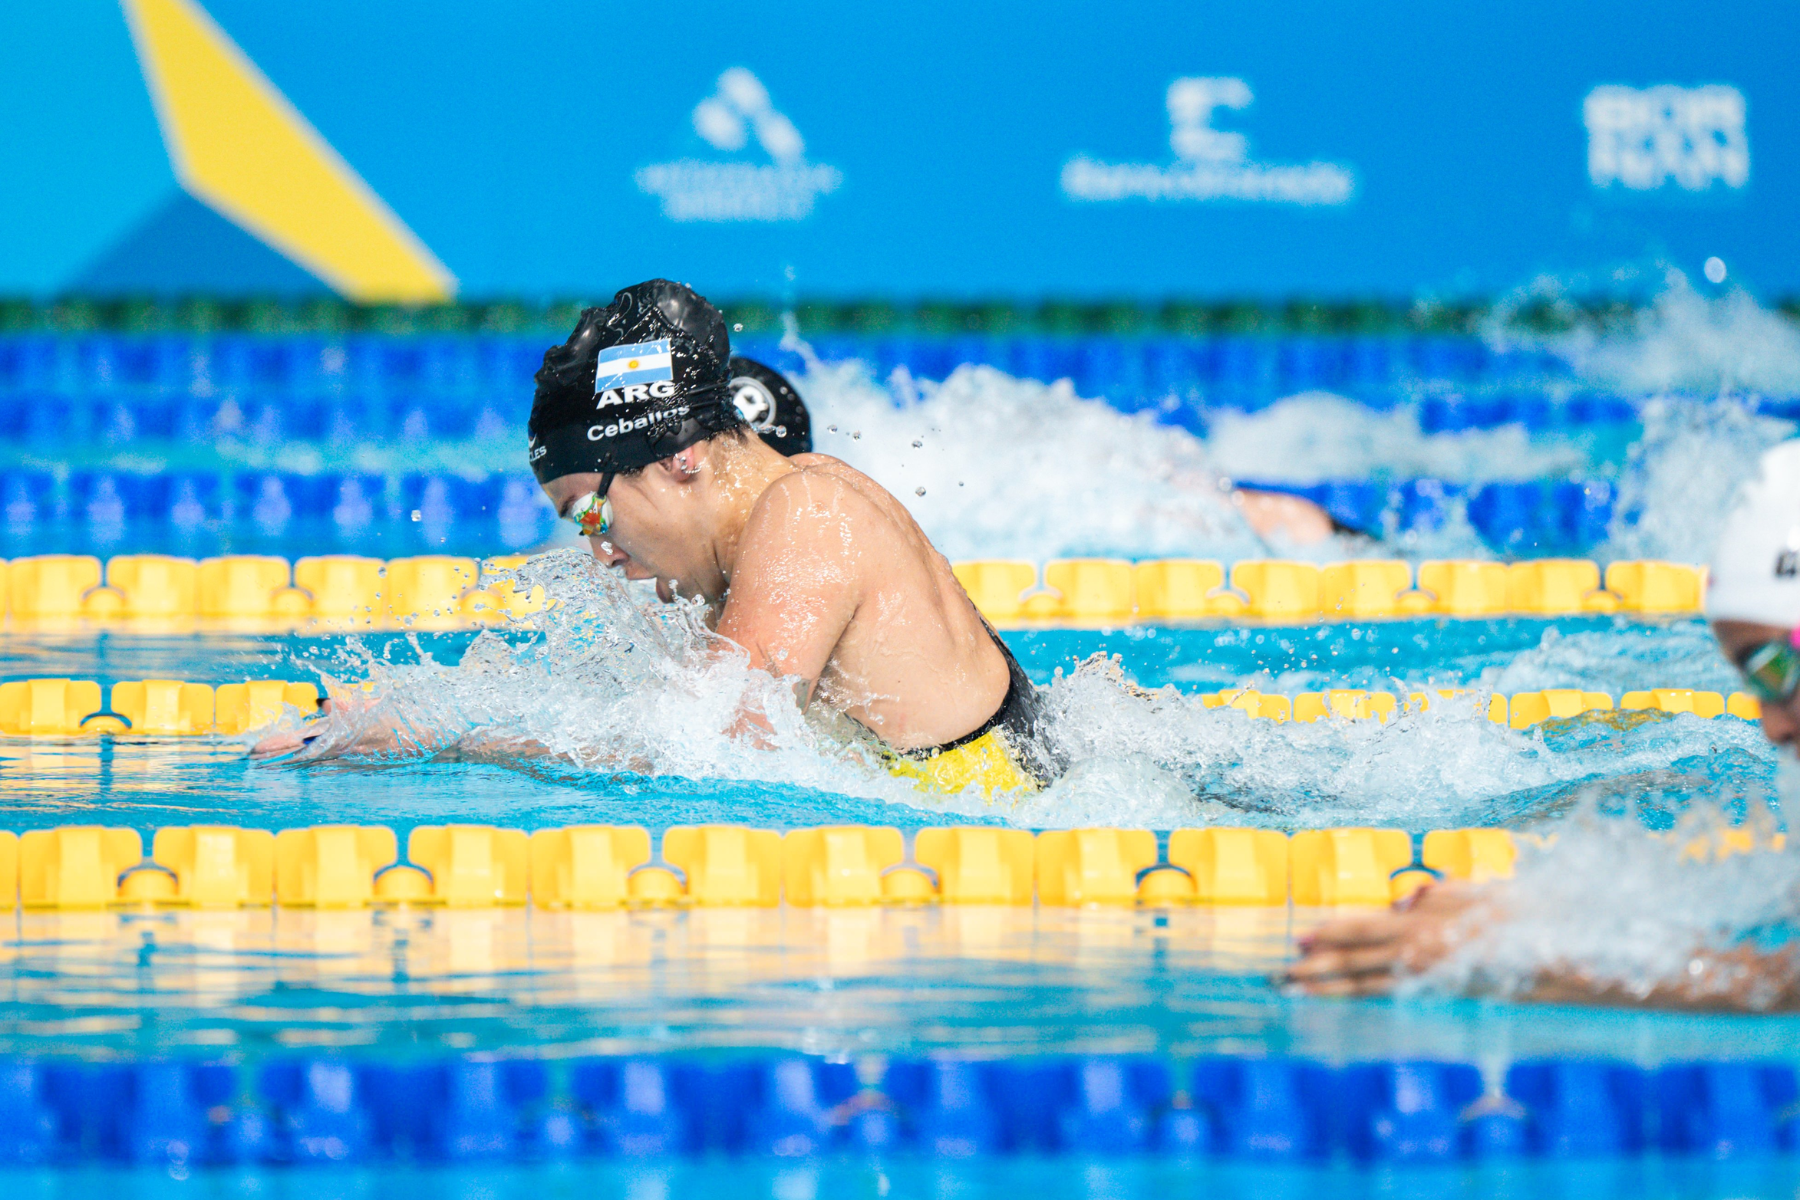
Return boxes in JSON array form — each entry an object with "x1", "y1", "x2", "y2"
[
  {"x1": 1736, "y1": 631, "x2": 1800, "y2": 705},
  {"x1": 565, "y1": 472, "x2": 616, "y2": 537}
]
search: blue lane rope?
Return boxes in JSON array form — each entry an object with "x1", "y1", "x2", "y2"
[{"x1": 0, "y1": 1054, "x2": 1791, "y2": 1166}]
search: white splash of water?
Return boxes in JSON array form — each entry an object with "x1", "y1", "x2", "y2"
[
  {"x1": 790, "y1": 358, "x2": 1272, "y2": 562},
  {"x1": 1481, "y1": 623, "x2": 1740, "y2": 696},
  {"x1": 1418, "y1": 800, "x2": 1800, "y2": 1008},
  {"x1": 277, "y1": 565, "x2": 1777, "y2": 831},
  {"x1": 1482, "y1": 273, "x2": 1800, "y2": 563},
  {"x1": 1200, "y1": 392, "x2": 1585, "y2": 485},
  {"x1": 1544, "y1": 273, "x2": 1800, "y2": 397},
  {"x1": 1600, "y1": 391, "x2": 1793, "y2": 563}
]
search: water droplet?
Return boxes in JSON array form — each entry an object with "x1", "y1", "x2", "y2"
[{"x1": 915, "y1": 487, "x2": 926, "y2": 496}]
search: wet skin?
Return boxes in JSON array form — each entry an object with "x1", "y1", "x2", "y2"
[
  {"x1": 541, "y1": 434, "x2": 1012, "y2": 751},
  {"x1": 257, "y1": 432, "x2": 1014, "y2": 760},
  {"x1": 1284, "y1": 618, "x2": 1800, "y2": 1011}
]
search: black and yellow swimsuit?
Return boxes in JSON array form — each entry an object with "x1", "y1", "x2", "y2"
[{"x1": 882, "y1": 629, "x2": 1059, "y2": 796}]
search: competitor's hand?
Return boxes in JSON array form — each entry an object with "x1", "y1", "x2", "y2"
[
  {"x1": 250, "y1": 692, "x2": 404, "y2": 760},
  {"x1": 250, "y1": 696, "x2": 332, "y2": 759},
  {"x1": 1282, "y1": 882, "x2": 1491, "y2": 997}
]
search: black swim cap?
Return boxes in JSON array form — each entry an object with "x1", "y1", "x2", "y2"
[
  {"x1": 728, "y1": 357, "x2": 813, "y2": 457},
  {"x1": 527, "y1": 280, "x2": 742, "y2": 484}
]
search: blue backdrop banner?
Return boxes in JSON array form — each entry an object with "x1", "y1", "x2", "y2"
[{"x1": 0, "y1": 0, "x2": 1792, "y2": 299}]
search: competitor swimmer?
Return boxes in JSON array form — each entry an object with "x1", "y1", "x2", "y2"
[
  {"x1": 260, "y1": 280, "x2": 1056, "y2": 793},
  {"x1": 1286, "y1": 438, "x2": 1800, "y2": 1010},
  {"x1": 530, "y1": 279, "x2": 1058, "y2": 792}
]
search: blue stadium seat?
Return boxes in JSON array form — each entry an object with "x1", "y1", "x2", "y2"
[
  {"x1": 1412, "y1": 336, "x2": 1487, "y2": 383},
  {"x1": 1210, "y1": 337, "x2": 1272, "y2": 389},
  {"x1": 1549, "y1": 480, "x2": 1615, "y2": 550},
  {"x1": 357, "y1": 1064, "x2": 435, "y2": 1158},
  {"x1": 419, "y1": 336, "x2": 477, "y2": 396},
  {"x1": 165, "y1": 473, "x2": 221, "y2": 527},
  {"x1": 988, "y1": 1060, "x2": 1069, "y2": 1152},
  {"x1": 1420, "y1": 393, "x2": 1508, "y2": 433},
  {"x1": 1313, "y1": 481, "x2": 1388, "y2": 533}
]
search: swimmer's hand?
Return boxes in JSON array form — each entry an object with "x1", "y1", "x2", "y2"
[
  {"x1": 1282, "y1": 882, "x2": 1487, "y2": 997},
  {"x1": 249, "y1": 693, "x2": 407, "y2": 761},
  {"x1": 1285, "y1": 885, "x2": 1800, "y2": 1012}
]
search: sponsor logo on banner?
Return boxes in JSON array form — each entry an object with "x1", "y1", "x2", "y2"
[
  {"x1": 637, "y1": 68, "x2": 843, "y2": 222},
  {"x1": 1583, "y1": 84, "x2": 1749, "y2": 191},
  {"x1": 1062, "y1": 77, "x2": 1355, "y2": 206}
]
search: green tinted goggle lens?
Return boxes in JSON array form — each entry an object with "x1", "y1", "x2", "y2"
[{"x1": 1739, "y1": 639, "x2": 1800, "y2": 704}]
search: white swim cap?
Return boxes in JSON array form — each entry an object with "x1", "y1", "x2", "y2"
[{"x1": 1707, "y1": 438, "x2": 1800, "y2": 627}]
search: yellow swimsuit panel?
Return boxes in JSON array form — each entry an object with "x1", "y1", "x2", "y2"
[{"x1": 885, "y1": 728, "x2": 1039, "y2": 796}]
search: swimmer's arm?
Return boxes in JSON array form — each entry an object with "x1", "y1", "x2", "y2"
[
  {"x1": 1232, "y1": 488, "x2": 1336, "y2": 544},
  {"x1": 714, "y1": 472, "x2": 866, "y2": 718},
  {"x1": 1285, "y1": 882, "x2": 1800, "y2": 1012}
]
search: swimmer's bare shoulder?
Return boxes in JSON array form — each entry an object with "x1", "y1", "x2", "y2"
[
  {"x1": 783, "y1": 453, "x2": 942, "y2": 557},
  {"x1": 734, "y1": 455, "x2": 901, "y2": 585}
]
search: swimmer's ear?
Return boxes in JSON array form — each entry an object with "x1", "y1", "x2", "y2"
[{"x1": 662, "y1": 446, "x2": 702, "y2": 480}]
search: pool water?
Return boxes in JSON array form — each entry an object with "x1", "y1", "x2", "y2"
[
  {"x1": 0, "y1": 614, "x2": 1770, "y2": 833},
  {"x1": 4, "y1": 291, "x2": 1800, "y2": 1195}
]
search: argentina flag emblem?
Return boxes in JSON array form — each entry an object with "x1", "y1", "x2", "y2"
[{"x1": 594, "y1": 338, "x2": 675, "y2": 393}]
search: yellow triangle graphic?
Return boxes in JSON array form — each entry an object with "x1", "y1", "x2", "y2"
[{"x1": 121, "y1": 0, "x2": 455, "y2": 302}]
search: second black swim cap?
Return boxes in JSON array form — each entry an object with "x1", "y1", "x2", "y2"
[
  {"x1": 728, "y1": 357, "x2": 812, "y2": 457},
  {"x1": 527, "y1": 280, "x2": 742, "y2": 484}
]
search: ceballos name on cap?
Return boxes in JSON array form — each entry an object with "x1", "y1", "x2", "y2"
[
  {"x1": 588, "y1": 404, "x2": 691, "y2": 441},
  {"x1": 596, "y1": 380, "x2": 679, "y2": 409}
]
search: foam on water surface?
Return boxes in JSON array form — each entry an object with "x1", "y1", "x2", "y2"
[
  {"x1": 1419, "y1": 795, "x2": 1800, "y2": 1007},
  {"x1": 206, "y1": 555, "x2": 1775, "y2": 836},
  {"x1": 785, "y1": 279, "x2": 1797, "y2": 564}
]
